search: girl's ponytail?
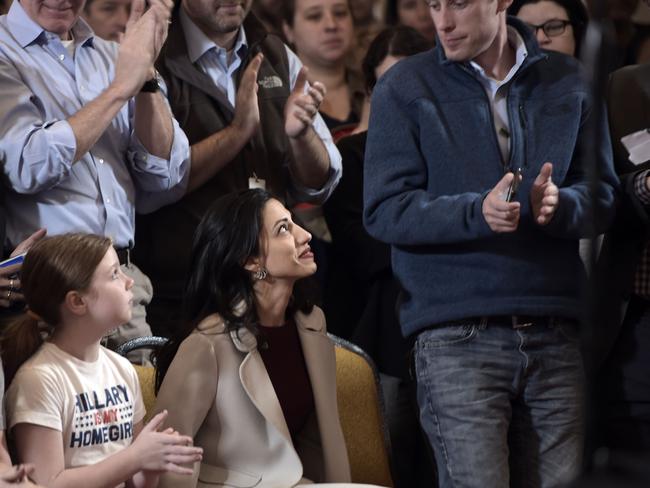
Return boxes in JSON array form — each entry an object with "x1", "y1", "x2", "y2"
[{"x1": 1, "y1": 312, "x2": 47, "y2": 387}]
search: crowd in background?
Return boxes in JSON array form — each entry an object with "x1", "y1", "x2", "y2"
[{"x1": 1, "y1": 0, "x2": 650, "y2": 486}]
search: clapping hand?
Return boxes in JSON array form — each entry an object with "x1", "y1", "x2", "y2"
[
  {"x1": 530, "y1": 162, "x2": 559, "y2": 226},
  {"x1": 0, "y1": 229, "x2": 46, "y2": 308},
  {"x1": 482, "y1": 172, "x2": 521, "y2": 233},
  {"x1": 129, "y1": 411, "x2": 202, "y2": 475},
  {"x1": 114, "y1": 0, "x2": 173, "y2": 97},
  {"x1": 284, "y1": 67, "x2": 326, "y2": 139}
]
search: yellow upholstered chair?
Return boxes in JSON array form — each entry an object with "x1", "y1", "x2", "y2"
[
  {"x1": 116, "y1": 336, "x2": 168, "y2": 423},
  {"x1": 118, "y1": 335, "x2": 395, "y2": 486},
  {"x1": 330, "y1": 334, "x2": 395, "y2": 488},
  {"x1": 133, "y1": 364, "x2": 157, "y2": 423}
]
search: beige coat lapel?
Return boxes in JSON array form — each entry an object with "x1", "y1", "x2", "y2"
[
  {"x1": 233, "y1": 328, "x2": 293, "y2": 444},
  {"x1": 296, "y1": 309, "x2": 352, "y2": 482}
]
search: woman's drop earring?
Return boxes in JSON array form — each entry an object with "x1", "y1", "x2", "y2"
[{"x1": 253, "y1": 268, "x2": 268, "y2": 281}]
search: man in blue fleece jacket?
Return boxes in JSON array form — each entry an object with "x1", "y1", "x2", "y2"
[{"x1": 363, "y1": 0, "x2": 618, "y2": 486}]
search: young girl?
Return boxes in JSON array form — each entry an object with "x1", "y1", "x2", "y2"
[{"x1": 1, "y1": 233, "x2": 203, "y2": 488}]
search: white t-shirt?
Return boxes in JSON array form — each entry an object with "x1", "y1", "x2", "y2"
[{"x1": 6, "y1": 342, "x2": 145, "y2": 469}]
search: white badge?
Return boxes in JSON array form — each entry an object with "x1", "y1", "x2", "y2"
[
  {"x1": 622, "y1": 129, "x2": 650, "y2": 166},
  {"x1": 248, "y1": 175, "x2": 266, "y2": 190}
]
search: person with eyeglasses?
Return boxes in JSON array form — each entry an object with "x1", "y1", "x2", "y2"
[{"x1": 508, "y1": 0, "x2": 589, "y2": 56}]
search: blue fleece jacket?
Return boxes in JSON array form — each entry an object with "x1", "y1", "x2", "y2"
[{"x1": 363, "y1": 17, "x2": 619, "y2": 338}]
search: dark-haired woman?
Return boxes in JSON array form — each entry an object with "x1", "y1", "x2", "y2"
[
  {"x1": 153, "y1": 190, "x2": 384, "y2": 488},
  {"x1": 352, "y1": 25, "x2": 432, "y2": 135},
  {"x1": 509, "y1": 0, "x2": 588, "y2": 57},
  {"x1": 384, "y1": 0, "x2": 436, "y2": 44}
]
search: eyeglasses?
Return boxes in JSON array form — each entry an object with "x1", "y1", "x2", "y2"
[{"x1": 524, "y1": 19, "x2": 573, "y2": 38}]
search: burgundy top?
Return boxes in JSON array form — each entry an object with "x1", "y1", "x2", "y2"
[{"x1": 258, "y1": 320, "x2": 315, "y2": 440}]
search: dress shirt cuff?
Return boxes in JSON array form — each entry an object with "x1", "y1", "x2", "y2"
[
  {"x1": 288, "y1": 114, "x2": 342, "y2": 204},
  {"x1": 289, "y1": 163, "x2": 341, "y2": 203},
  {"x1": 128, "y1": 117, "x2": 190, "y2": 193},
  {"x1": 132, "y1": 118, "x2": 191, "y2": 214},
  {"x1": 634, "y1": 170, "x2": 650, "y2": 206},
  {"x1": 48, "y1": 120, "x2": 77, "y2": 166},
  {"x1": 5, "y1": 120, "x2": 77, "y2": 193}
]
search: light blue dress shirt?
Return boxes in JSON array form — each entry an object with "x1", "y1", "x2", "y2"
[
  {"x1": 179, "y1": 8, "x2": 342, "y2": 201},
  {"x1": 0, "y1": 1, "x2": 190, "y2": 248}
]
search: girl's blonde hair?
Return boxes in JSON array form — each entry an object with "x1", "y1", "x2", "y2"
[{"x1": 1, "y1": 233, "x2": 112, "y2": 385}]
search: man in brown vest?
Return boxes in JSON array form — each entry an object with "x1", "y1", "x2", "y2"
[{"x1": 134, "y1": 0, "x2": 341, "y2": 336}]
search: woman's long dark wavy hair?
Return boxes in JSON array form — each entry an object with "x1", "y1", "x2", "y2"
[
  {"x1": 154, "y1": 189, "x2": 315, "y2": 392},
  {"x1": 362, "y1": 25, "x2": 431, "y2": 95}
]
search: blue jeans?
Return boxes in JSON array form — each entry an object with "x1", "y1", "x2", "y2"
[{"x1": 414, "y1": 319, "x2": 584, "y2": 488}]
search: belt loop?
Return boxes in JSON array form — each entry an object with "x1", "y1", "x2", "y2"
[
  {"x1": 408, "y1": 345, "x2": 417, "y2": 381},
  {"x1": 479, "y1": 317, "x2": 488, "y2": 329},
  {"x1": 124, "y1": 248, "x2": 131, "y2": 267}
]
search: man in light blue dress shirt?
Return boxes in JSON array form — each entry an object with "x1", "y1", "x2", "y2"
[{"x1": 0, "y1": 0, "x2": 191, "y2": 349}]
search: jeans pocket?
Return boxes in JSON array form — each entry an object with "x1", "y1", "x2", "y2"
[{"x1": 417, "y1": 323, "x2": 477, "y2": 349}]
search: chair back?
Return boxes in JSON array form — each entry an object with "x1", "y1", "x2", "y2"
[
  {"x1": 119, "y1": 335, "x2": 395, "y2": 486},
  {"x1": 132, "y1": 364, "x2": 156, "y2": 423},
  {"x1": 330, "y1": 334, "x2": 394, "y2": 487},
  {"x1": 117, "y1": 336, "x2": 168, "y2": 423}
]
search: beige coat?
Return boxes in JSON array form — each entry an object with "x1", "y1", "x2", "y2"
[{"x1": 154, "y1": 306, "x2": 352, "y2": 488}]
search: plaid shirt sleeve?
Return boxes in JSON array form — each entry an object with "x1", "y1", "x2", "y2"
[{"x1": 634, "y1": 170, "x2": 650, "y2": 205}]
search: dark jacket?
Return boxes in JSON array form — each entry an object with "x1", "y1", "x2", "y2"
[
  {"x1": 592, "y1": 63, "x2": 650, "y2": 365},
  {"x1": 364, "y1": 17, "x2": 619, "y2": 338},
  {"x1": 323, "y1": 132, "x2": 409, "y2": 378}
]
